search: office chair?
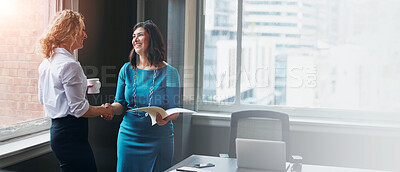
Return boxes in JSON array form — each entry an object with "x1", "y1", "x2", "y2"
[{"x1": 227, "y1": 110, "x2": 291, "y2": 161}]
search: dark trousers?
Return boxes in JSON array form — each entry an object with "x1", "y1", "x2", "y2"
[{"x1": 50, "y1": 115, "x2": 97, "y2": 172}]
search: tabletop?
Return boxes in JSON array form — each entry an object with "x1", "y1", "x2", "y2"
[{"x1": 166, "y1": 154, "x2": 390, "y2": 172}]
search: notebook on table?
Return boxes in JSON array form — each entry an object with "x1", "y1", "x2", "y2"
[{"x1": 236, "y1": 138, "x2": 287, "y2": 172}]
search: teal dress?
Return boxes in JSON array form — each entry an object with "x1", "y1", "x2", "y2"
[{"x1": 114, "y1": 62, "x2": 180, "y2": 172}]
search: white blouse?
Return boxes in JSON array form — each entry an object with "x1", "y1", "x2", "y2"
[{"x1": 38, "y1": 48, "x2": 89, "y2": 119}]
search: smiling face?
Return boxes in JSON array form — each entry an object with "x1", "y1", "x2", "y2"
[{"x1": 132, "y1": 27, "x2": 149, "y2": 56}]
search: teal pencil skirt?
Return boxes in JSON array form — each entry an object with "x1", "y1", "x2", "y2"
[{"x1": 116, "y1": 127, "x2": 174, "y2": 172}]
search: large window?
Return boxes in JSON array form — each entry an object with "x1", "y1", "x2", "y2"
[
  {"x1": 0, "y1": 0, "x2": 49, "y2": 132},
  {"x1": 0, "y1": 0, "x2": 78, "y2": 141},
  {"x1": 199, "y1": 0, "x2": 400, "y2": 116}
]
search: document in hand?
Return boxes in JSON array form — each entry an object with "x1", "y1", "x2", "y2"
[{"x1": 127, "y1": 107, "x2": 195, "y2": 126}]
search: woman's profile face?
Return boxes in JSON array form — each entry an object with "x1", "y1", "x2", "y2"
[
  {"x1": 132, "y1": 27, "x2": 149, "y2": 56},
  {"x1": 71, "y1": 23, "x2": 88, "y2": 50}
]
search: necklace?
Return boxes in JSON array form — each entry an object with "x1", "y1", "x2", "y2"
[{"x1": 132, "y1": 66, "x2": 158, "y2": 118}]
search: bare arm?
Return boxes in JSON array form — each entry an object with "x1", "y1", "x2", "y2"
[{"x1": 82, "y1": 105, "x2": 114, "y2": 119}]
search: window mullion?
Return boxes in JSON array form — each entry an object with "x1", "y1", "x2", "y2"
[
  {"x1": 195, "y1": 0, "x2": 205, "y2": 110},
  {"x1": 235, "y1": 0, "x2": 243, "y2": 105}
]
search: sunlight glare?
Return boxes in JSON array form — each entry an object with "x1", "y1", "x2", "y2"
[{"x1": 0, "y1": 0, "x2": 17, "y2": 16}]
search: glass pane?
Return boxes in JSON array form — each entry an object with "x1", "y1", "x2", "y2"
[
  {"x1": 240, "y1": 0, "x2": 299, "y2": 105},
  {"x1": 0, "y1": 0, "x2": 46, "y2": 129},
  {"x1": 240, "y1": 0, "x2": 400, "y2": 112},
  {"x1": 203, "y1": 0, "x2": 238, "y2": 103}
]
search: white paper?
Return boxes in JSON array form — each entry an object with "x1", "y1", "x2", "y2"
[{"x1": 127, "y1": 107, "x2": 195, "y2": 126}]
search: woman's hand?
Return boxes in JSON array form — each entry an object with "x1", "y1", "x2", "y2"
[
  {"x1": 101, "y1": 103, "x2": 114, "y2": 120},
  {"x1": 86, "y1": 84, "x2": 93, "y2": 94},
  {"x1": 156, "y1": 112, "x2": 179, "y2": 126}
]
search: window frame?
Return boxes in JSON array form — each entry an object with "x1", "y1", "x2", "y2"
[{"x1": 194, "y1": 0, "x2": 400, "y2": 124}]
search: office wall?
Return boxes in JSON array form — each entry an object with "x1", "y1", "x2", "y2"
[
  {"x1": 3, "y1": 153, "x2": 58, "y2": 172},
  {"x1": 80, "y1": 0, "x2": 137, "y2": 172},
  {"x1": 290, "y1": 127, "x2": 400, "y2": 171},
  {"x1": 190, "y1": 118, "x2": 400, "y2": 172}
]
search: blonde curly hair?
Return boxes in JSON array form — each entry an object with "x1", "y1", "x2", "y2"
[{"x1": 39, "y1": 10, "x2": 85, "y2": 58}]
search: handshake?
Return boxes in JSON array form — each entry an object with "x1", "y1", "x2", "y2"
[{"x1": 100, "y1": 103, "x2": 114, "y2": 120}]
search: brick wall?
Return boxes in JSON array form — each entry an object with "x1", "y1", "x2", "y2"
[{"x1": 0, "y1": 0, "x2": 47, "y2": 128}]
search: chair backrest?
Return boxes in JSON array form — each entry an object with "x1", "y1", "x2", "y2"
[{"x1": 228, "y1": 110, "x2": 290, "y2": 161}]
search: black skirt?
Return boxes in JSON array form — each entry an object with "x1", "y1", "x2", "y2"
[{"x1": 50, "y1": 115, "x2": 97, "y2": 172}]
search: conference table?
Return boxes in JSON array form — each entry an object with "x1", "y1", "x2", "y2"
[{"x1": 166, "y1": 155, "x2": 389, "y2": 172}]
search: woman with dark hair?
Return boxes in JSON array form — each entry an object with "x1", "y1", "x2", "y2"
[{"x1": 109, "y1": 20, "x2": 181, "y2": 171}]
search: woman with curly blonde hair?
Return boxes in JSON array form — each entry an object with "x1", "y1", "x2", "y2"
[{"x1": 38, "y1": 9, "x2": 113, "y2": 172}]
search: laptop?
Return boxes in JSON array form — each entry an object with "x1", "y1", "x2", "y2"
[{"x1": 236, "y1": 138, "x2": 287, "y2": 171}]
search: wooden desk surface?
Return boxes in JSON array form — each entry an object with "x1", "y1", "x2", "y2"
[{"x1": 166, "y1": 154, "x2": 389, "y2": 172}]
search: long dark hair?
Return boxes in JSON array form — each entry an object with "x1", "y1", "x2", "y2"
[{"x1": 129, "y1": 20, "x2": 166, "y2": 70}]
